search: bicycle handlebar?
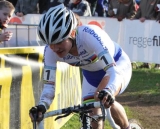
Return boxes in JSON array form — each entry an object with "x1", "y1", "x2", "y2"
[
  {"x1": 43, "y1": 101, "x2": 102, "y2": 120},
  {"x1": 35, "y1": 90, "x2": 114, "y2": 129}
]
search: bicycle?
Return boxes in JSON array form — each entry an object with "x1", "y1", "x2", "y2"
[{"x1": 33, "y1": 92, "x2": 143, "y2": 129}]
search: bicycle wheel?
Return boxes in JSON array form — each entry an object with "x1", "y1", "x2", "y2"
[{"x1": 129, "y1": 119, "x2": 144, "y2": 129}]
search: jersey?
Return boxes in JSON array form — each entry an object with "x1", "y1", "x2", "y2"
[{"x1": 39, "y1": 24, "x2": 131, "y2": 109}]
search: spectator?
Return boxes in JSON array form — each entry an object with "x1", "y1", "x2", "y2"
[
  {"x1": 7, "y1": 0, "x2": 18, "y2": 7},
  {"x1": 103, "y1": 0, "x2": 110, "y2": 17},
  {"x1": 0, "y1": 1, "x2": 15, "y2": 43},
  {"x1": 86, "y1": 0, "x2": 98, "y2": 15},
  {"x1": 133, "y1": 0, "x2": 160, "y2": 21},
  {"x1": 49, "y1": 0, "x2": 70, "y2": 8},
  {"x1": 133, "y1": 0, "x2": 160, "y2": 69},
  {"x1": 96, "y1": 0, "x2": 108, "y2": 17},
  {"x1": 38, "y1": 0, "x2": 50, "y2": 14},
  {"x1": 15, "y1": 0, "x2": 39, "y2": 17},
  {"x1": 156, "y1": 1, "x2": 160, "y2": 23},
  {"x1": 38, "y1": 0, "x2": 70, "y2": 14},
  {"x1": 68, "y1": 0, "x2": 91, "y2": 16},
  {"x1": 108, "y1": 0, "x2": 137, "y2": 21},
  {"x1": 135, "y1": 0, "x2": 140, "y2": 5}
]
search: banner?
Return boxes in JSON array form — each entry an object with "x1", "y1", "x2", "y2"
[
  {"x1": 1, "y1": 14, "x2": 160, "y2": 63},
  {"x1": 122, "y1": 19, "x2": 160, "y2": 64},
  {"x1": 0, "y1": 47, "x2": 81, "y2": 129}
]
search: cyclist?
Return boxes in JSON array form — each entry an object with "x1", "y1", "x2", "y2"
[{"x1": 29, "y1": 3, "x2": 132, "y2": 129}]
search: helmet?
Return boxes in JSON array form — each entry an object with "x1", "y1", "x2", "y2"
[{"x1": 37, "y1": 4, "x2": 77, "y2": 44}]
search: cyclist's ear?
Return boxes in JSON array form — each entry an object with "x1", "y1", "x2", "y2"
[{"x1": 70, "y1": 29, "x2": 76, "y2": 38}]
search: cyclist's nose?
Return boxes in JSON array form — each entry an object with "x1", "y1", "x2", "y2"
[{"x1": 50, "y1": 44, "x2": 59, "y2": 52}]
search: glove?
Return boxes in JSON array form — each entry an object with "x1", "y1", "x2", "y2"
[
  {"x1": 98, "y1": 89, "x2": 114, "y2": 105},
  {"x1": 29, "y1": 105, "x2": 46, "y2": 122}
]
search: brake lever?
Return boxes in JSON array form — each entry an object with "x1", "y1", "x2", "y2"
[{"x1": 55, "y1": 112, "x2": 71, "y2": 121}]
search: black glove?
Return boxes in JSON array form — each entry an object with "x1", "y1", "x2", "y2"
[
  {"x1": 29, "y1": 105, "x2": 46, "y2": 122},
  {"x1": 98, "y1": 90, "x2": 114, "y2": 105}
]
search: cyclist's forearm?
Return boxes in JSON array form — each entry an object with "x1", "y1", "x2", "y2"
[
  {"x1": 96, "y1": 75, "x2": 110, "y2": 92},
  {"x1": 39, "y1": 83, "x2": 55, "y2": 110},
  {"x1": 104, "y1": 66, "x2": 122, "y2": 95}
]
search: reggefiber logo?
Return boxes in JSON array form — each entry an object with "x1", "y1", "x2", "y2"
[{"x1": 129, "y1": 36, "x2": 160, "y2": 48}]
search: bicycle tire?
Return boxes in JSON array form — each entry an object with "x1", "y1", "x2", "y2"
[{"x1": 129, "y1": 119, "x2": 144, "y2": 129}]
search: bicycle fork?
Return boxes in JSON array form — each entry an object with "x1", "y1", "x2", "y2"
[{"x1": 80, "y1": 113, "x2": 92, "y2": 129}]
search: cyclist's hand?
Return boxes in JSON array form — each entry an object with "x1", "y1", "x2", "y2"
[
  {"x1": 97, "y1": 90, "x2": 115, "y2": 108},
  {"x1": 29, "y1": 105, "x2": 46, "y2": 122}
]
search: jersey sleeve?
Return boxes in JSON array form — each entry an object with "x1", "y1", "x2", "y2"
[{"x1": 39, "y1": 45, "x2": 58, "y2": 109}]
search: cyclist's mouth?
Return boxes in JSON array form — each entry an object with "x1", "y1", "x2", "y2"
[{"x1": 56, "y1": 50, "x2": 65, "y2": 56}]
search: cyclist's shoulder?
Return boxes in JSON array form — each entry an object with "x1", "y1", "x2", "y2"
[
  {"x1": 44, "y1": 45, "x2": 60, "y2": 60},
  {"x1": 77, "y1": 24, "x2": 102, "y2": 32},
  {"x1": 76, "y1": 24, "x2": 104, "y2": 38}
]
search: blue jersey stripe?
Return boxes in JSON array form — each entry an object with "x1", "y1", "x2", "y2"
[{"x1": 83, "y1": 69, "x2": 106, "y2": 87}]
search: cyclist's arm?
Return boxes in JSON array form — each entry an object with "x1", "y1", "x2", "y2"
[
  {"x1": 83, "y1": 25, "x2": 122, "y2": 95},
  {"x1": 38, "y1": 66, "x2": 56, "y2": 110},
  {"x1": 38, "y1": 45, "x2": 58, "y2": 110}
]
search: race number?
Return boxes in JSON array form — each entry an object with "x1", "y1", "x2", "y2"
[
  {"x1": 43, "y1": 66, "x2": 56, "y2": 82},
  {"x1": 99, "y1": 50, "x2": 115, "y2": 70}
]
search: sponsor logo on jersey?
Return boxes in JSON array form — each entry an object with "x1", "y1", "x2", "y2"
[
  {"x1": 63, "y1": 54, "x2": 79, "y2": 60},
  {"x1": 69, "y1": 54, "x2": 98, "y2": 66},
  {"x1": 79, "y1": 49, "x2": 88, "y2": 56},
  {"x1": 83, "y1": 27, "x2": 107, "y2": 49}
]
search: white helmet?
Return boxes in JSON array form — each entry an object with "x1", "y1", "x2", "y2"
[{"x1": 37, "y1": 4, "x2": 77, "y2": 44}]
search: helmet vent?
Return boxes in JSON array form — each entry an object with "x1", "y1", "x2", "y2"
[
  {"x1": 63, "y1": 18, "x2": 72, "y2": 38},
  {"x1": 39, "y1": 31, "x2": 45, "y2": 42},
  {"x1": 45, "y1": 16, "x2": 51, "y2": 40}
]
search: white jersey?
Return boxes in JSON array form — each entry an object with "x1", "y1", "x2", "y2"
[{"x1": 39, "y1": 25, "x2": 132, "y2": 108}]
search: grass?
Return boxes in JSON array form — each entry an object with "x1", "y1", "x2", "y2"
[
  {"x1": 61, "y1": 65, "x2": 160, "y2": 129},
  {"x1": 125, "y1": 67, "x2": 160, "y2": 103}
]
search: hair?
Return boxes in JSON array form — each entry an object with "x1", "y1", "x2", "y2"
[{"x1": 0, "y1": 1, "x2": 15, "y2": 10}]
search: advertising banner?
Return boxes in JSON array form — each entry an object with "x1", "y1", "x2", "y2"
[
  {"x1": 1, "y1": 14, "x2": 160, "y2": 63},
  {"x1": 122, "y1": 19, "x2": 160, "y2": 64}
]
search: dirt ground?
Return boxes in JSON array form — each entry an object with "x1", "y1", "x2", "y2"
[{"x1": 117, "y1": 92, "x2": 160, "y2": 129}]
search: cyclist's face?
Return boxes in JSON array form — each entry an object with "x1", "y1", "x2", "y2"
[{"x1": 50, "y1": 39, "x2": 72, "y2": 58}]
